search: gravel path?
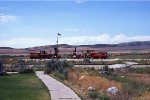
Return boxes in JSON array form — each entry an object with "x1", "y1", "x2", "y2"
[{"x1": 36, "y1": 71, "x2": 81, "y2": 100}]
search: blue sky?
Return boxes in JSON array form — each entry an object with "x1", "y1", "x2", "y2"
[{"x1": 0, "y1": 0, "x2": 150, "y2": 48}]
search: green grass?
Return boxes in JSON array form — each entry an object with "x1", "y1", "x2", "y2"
[{"x1": 0, "y1": 73, "x2": 50, "y2": 100}]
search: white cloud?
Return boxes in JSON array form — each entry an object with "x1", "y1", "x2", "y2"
[
  {"x1": 59, "y1": 34, "x2": 150, "y2": 45},
  {"x1": 0, "y1": 37, "x2": 51, "y2": 48},
  {"x1": 0, "y1": 34, "x2": 149, "y2": 48},
  {"x1": 0, "y1": 14, "x2": 17, "y2": 24},
  {"x1": 111, "y1": 34, "x2": 130, "y2": 43},
  {"x1": 131, "y1": 36, "x2": 150, "y2": 41}
]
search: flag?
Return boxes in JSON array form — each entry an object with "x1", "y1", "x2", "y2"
[{"x1": 58, "y1": 33, "x2": 61, "y2": 36}]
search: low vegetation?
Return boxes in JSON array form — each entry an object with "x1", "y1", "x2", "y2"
[
  {"x1": 110, "y1": 52, "x2": 150, "y2": 59},
  {"x1": 1, "y1": 54, "x2": 150, "y2": 100},
  {"x1": 44, "y1": 59, "x2": 150, "y2": 100},
  {"x1": 0, "y1": 73, "x2": 50, "y2": 100},
  {"x1": 64, "y1": 68, "x2": 122, "y2": 99},
  {"x1": 101, "y1": 67, "x2": 150, "y2": 100},
  {"x1": 17, "y1": 59, "x2": 34, "y2": 74},
  {"x1": 129, "y1": 67, "x2": 150, "y2": 74},
  {"x1": 45, "y1": 59, "x2": 73, "y2": 80}
]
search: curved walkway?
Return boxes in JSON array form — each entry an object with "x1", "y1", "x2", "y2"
[{"x1": 36, "y1": 71, "x2": 81, "y2": 100}]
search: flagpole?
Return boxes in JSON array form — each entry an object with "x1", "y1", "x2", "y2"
[
  {"x1": 56, "y1": 33, "x2": 60, "y2": 60},
  {"x1": 57, "y1": 33, "x2": 58, "y2": 50},
  {"x1": 56, "y1": 33, "x2": 58, "y2": 60}
]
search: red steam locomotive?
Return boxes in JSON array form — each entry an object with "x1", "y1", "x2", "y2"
[{"x1": 30, "y1": 47, "x2": 108, "y2": 59}]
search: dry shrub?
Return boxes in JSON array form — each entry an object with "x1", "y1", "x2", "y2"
[
  {"x1": 134, "y1": 91, "x2": 150, "y2": 100},
  {"x1": 127, "y1": 73, "x2": 150, "y2": 85},
  {"x1": 66, "y1": 68, "x2": 122, "y2": 95},
  {"x1": 78, "y1": 76, "x2": 122, "y2": 93}
]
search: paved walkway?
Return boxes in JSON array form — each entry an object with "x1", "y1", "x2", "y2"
[{"x1": 36, "y1": 71, "x2": 81, "y2": 100}]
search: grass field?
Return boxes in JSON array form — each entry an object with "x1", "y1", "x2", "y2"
[{"x1": 0, "y1": 73, "x2": 50, "y2": 100}]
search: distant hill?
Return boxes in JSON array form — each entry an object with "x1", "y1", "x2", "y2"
[
  {"x1": 0, "y1": 41, "x2": 150, "y2": 55},
  {"x1": 0, "y1": 47, "x2": 13, "y2": 49},
  {"x1": 27, "y1": 41, "x2": 150, "y2": 53},
  {"x1": 117, "y1": 41, "x2": 150, "y2": 47},
  {"x1": 27, "y1": 41, "x2": 150, "y2": 49}
]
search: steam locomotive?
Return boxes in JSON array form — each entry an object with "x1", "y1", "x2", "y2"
[
  {"x1": 30, "y1": 47, "x2": 108, "y2": 59},
  {"x1": 30, "y1": 48, "x2": 60, "y2": 59}
]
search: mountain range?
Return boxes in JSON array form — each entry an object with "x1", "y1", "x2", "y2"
[
  {"x1": 0, "y1": 41, "x2": 150, "y2": 55},
  {"x1": 28, "y1": 41, "x2": 150, "y2": 51}
]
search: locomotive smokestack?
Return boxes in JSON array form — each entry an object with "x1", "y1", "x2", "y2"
[
  {"x1": 75, "y1": 46, "x2": 76, "y2": 52},
  {"x1": 73, "y1": 46, "x2": 76, "y2": 54}
]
